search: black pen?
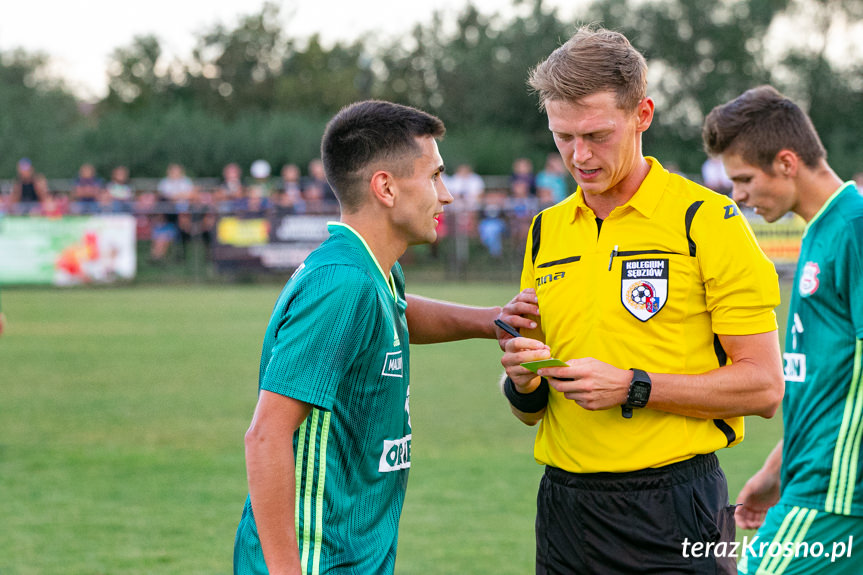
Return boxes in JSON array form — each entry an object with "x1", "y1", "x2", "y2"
[
  {"x1": 494, "y1": 318, "x2": 521, "y2": 339},
  {"x1": 608, "y1": 244, "x2": 619, "y2": 271}
]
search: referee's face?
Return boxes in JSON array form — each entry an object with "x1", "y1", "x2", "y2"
[{"x1": 547, "y1": 91, "x2": 653, "y2": 206}]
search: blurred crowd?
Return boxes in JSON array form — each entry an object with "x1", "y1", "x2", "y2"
[
  {"x1": 2, "y1": 157, "x2": 340, "y2": 218},
  {"x1": 4, "y1": 153, "x2": 776, "y2": 264},
  {"x1": 1, "y1": 157, "x2": 342, "y2": 263}
]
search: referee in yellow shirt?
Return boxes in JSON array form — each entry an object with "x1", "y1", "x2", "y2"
[{"x1": 500, "y1": 27, "x2": 784, "y2": 574}]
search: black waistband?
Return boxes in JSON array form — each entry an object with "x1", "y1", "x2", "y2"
[{"x1": 544, "y1": 453, "x2": 719, "y2": 492}]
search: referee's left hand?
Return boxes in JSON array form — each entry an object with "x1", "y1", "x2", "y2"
[{"x1": 539, "y1": 358, "x2": 631, "y2": 411}]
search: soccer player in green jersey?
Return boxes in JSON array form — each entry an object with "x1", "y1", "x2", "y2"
[
  {"x1": 233, "y1": 100, "x2": 538, "y2": 575},
  {"x1": 704, "y1": 85, "x2": 863, "y2": 574}
]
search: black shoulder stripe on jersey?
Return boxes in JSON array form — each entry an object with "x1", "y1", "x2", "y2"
[
  {"x1": 531, "y1": 212, "x2": 544, "y2": 265},
  {"x1": 713, "y1": 419, "x2": 737, "y2": 447},
  {"x1": 537, "y1": 256, "x2": 581, "y2": 269},
  {"x1": 685, "y1": 200, "x2": 704, "y2": 257}
]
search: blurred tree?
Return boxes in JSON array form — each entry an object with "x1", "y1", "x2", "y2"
[
  {"x1": 773, "y1": 0, "x2": 863, "y2": 178},
  {"x1": 183, "y1": 2, "x2": 286, "y2": 116},
  {"x1": 581, "y1": 0, "x2": 790, "y2": 173},
  {"x1": 274, "y1": 35, "x2": 374, "y2": 115},
  {"x1": 375, "y1": 0, "x2": 569, "y2": 173},
  {"x1": 6, "y1": 0, "x2": 863, "y2": 180},
  {"x1": 0, "y1": 50, "x2": 83, "y2": 177},
  {"x1": 101, "y1": 35, "x2": 176, "y2": 111}
]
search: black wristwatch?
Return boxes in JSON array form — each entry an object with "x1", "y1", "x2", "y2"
[{"x1": 622, "y1": 368, "x2": 652, "y2": 419}]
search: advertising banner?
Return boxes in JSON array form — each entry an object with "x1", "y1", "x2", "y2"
[
  {"x1": 0, "y1": 215, "x2": 137, "y2": 285},
  {"x1": 745, "y1": 212, "x2": 805, "y2": 268},
  {"x1": 211, "y1": 214, "x2": 331, "y2": 274}
]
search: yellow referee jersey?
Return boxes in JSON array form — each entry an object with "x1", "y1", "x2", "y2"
[{"x1": 521, "y1": 157, "x2": 779, "y2": 473}]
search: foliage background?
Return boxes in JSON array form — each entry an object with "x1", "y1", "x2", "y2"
[{"x1": 2, "y1": 0, "x2": 863, "y2": 180}]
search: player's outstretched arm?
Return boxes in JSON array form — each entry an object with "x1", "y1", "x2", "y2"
[
  {"x1": 405, "y1": 289, "x2": 539, "y2": 344},
  {"x1": 736, "y1": 440, "x2": 783, "y2": 530},
  {"x1": 245, "y1": 390, "x2": 312, "y2": 575}
]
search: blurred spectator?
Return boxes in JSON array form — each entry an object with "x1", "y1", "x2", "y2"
[
  {"x1": 510, "y1": 157, "x2": 536, "y2": 196},
  {"x1": 444, "y1": 163, "x2": 485, "y2": 211},
  {"x1": 215, "y1": 162, "x2": 245, "y2": 213},
  {"x1": 151, "y1": 164, "x2": 194, "y2": 262},
  {"x1": 478, "y1": 190, "x2": 507, "y2": 258},
  {"x1": 37, "y1": 192, "x2": 69, "y2": 218},
  {"x1": 178, "y1": 189, "x2": 217, "y2": 258},
  {"x1": 537, "y1": 186, "x2": 556, "y2": 211},
  {"x1": 535, "y1": 154, "x2": 568, "y2": 203},
  {"x1": 701, "y1": 156, "x2": 732, "y2": 196},
  {"x1": 157, "y1": 163, "x2": 195, "y2": 203},
  {"x1": 105, "y1": 166, "x2": 134, "y2": 202},
  {"x1": 509, "y1": 179, "x2": 538, "y2": 244},
  {"x1": 248, "y1": 160, "x2": 273, "y2": 200},
  {"x1": 149, "y1": 212, "x2": 177, "y2": 263},
  {"x1": 97, "y1": 166, "x2": 134, "y2": 213},
  {"x1": 443, "y1": 163, "x2": 484, "y2": 238},
  {"x1": 304, "y1": 158, "x2": 337, "y2": 204},
  {"x1": 238, "y1": 187, "x2": 271, "y2": 216},
  {"x1": 71, "y1": 163, "x2": 105, "y2": 213},
  {"x1": 8, "y1": 158, "x2": 49, "y2": 214},
  {"x1": 275, "y1": 163, "x2": 306, "y2": 214},
  {"x1": 133, "y1": 188, "x2": 158, "y2": 241},
  {"x1": 302, "y1": 182, "x2": 335, "y2": 214}
]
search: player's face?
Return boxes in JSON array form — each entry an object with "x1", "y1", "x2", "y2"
[
  {"x1": 391, "y1": 136, "x2": 452, "y2": 245},
  {"x1": 720, "y1": 152, "x2": 796, "y2": 223},
  {"x1": 546, "y1": 92, "x2": 653, "y2": 203}
]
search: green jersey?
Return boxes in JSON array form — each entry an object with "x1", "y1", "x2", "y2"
[
  {"x1": 234, "y1": 223, "x2": 412, "y2": 575},
  {"x1": 781, "y1": 182, "x2": 863, "y2": 516}
]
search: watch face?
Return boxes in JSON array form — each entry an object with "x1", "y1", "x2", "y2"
[{"x1": 630, "y1": 382, "x2": 650, "y2": 404}]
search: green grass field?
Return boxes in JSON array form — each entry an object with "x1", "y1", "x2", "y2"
[{"x1": 0, "y1": 282, "x2": 786, "y2": 574}]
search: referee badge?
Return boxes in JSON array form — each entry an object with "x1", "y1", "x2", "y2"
[{"x1": 621, "y1": 258, "x2": 668, "y2": 321}]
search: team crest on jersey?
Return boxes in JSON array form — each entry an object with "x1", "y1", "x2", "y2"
[
  {"x1": 799, "y1": 261, "x2": 820, "y2": 297},
  {"x1": 621, "y1": 259, "x2": 669, "y2": 321}
]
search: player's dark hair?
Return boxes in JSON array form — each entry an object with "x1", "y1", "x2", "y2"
[
  {"x1": 321, "y1": 100, "x2": 445, "y2": 213},
  {"x1": 702, "y1": 85, "x2": 826, "y2": 174},
  {"x1": 528, "y1": 25, "x2": 648, "y2": 112}
]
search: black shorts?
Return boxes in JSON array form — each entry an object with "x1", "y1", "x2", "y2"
[{"x1": 536, "y1": 453, "x2": 736, "y2": 574}]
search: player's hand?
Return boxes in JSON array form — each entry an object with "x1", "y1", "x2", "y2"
[
  {"x1": 501, "y1": 336, "x2": 550, "y2": 392},
  {"x1": 539, "y1": 357, "x2": 630, "y2": 411},
  {"x1": 495, "y1": 288, "x2": 540, "y2": 350},
  {"x1": 735, "y1": 468, "x2": 780, "y2": 530}
]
